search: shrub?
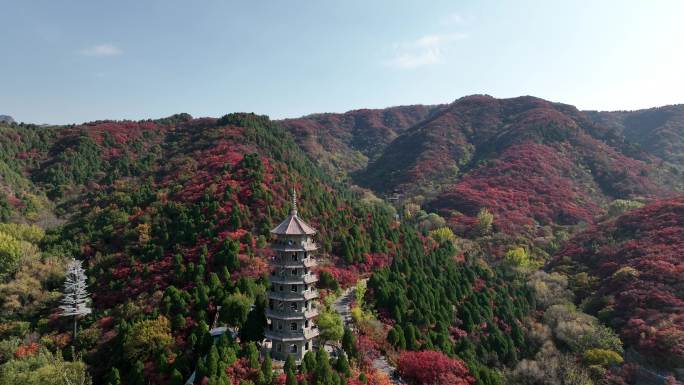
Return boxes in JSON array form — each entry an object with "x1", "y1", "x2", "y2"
[
  {"x1": 220, "y1": 292, "x2": 252, "y2": 327},
  {"x1": 429, "y1": 227, "x2": 456, "y2": 244},
  {"x1": 476, "y1": 208, "x2": 494, "y2": 235},
  {"x1": 318, "y1": 271, "x2": 339, "y2": 291},
  {"x1": 317, "y1": 311, "x2": 344, "y2": 345},
  {"x1": 528, "y1": 271, "x2": 574, "y2": 310},
  {"x1": 583, "y1": 348, "x2": 623, "y2": 367},
  {"x1": 504, "y1": 246, "x2": 538, "y2": 268},
  {"x1": 397, "y1": 350, "x2": 474, "y2": 385},
  {"x1": 0, "y1": 347, "x2": 91, "y2": 385},
  {"x1": 123, "y1": 316, "x2": 173, "y2": 361}
]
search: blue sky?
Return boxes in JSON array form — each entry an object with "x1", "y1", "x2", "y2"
[{"x1": 1, "y1": 0, "x2": 683, "y2": 124}]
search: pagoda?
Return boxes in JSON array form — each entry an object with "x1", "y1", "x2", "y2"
[{"x1": 265, "y1": 190, "x2": 319, "y2": 361}]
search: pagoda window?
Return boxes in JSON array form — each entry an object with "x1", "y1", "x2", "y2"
[
  {"x1": 290, "y1": 302, "x2": 297, "y2": 311},
  {"x1": 291, "y1": 269, "x2": 297, "y2": 276},
  {"x1": 291, "y1": 254, "x2": 298, "y2": 261},
  {"x1": 278, "y1": 302, "x2": 284, "y2": 310},
  {"x1": 290, "y1": 344, "x2": 297, "y2": 353},
  {"x1": 305, "y1": 341, "x2": 310, "y2": 350},
  {"x1": 290, "y1": 322, "x2": 297, "y2": 331},
  {"x1": 279, "y1": 285, "x2": 284, "y2": 291},
  {"x1": 291, "y1": 285, "x2": 297, "y2": 292},
  {"x1": 305, "y1": 320, "x2": 309, "y2": 328},
  {"x1": 278, "y1": 321, "x2": 283, "y2": 330}
]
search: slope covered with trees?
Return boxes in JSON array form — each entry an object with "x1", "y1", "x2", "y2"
[
  {"x1": 279, "y1": 105, "x2": 438, "y2": 179},
  {"x1": 586, "y1": 105, "x2": 684, "y2": 172},
  {"x1": 354, "y1": 96, "x2": 680, "y2": 238},
  {"x1": 0, "y1": 114, "x2": 402, "y2": 384},
  {"x1": 1, "y1": 97, "x2": 683, "y2": 385},
  {"x1": 368, "y1": 229, "x2": 532, "y2": 385},
  {"x1": 551, "y1": 197, "x2": 684, "y2": 371}
]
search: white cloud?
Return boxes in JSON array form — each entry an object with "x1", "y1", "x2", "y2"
[
  {"x1": 386, "y1": 32, "x2": 467, "y2": 69},
  {"x1": 80, "y1": 44, "x2": 123, "y2": 57},
  {"x1": 441, "y1": 12, "x2": 465, "y2": 26}
]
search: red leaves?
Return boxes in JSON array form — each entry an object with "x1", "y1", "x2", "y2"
[
  {"x1": 14, "y1": 342, "x2": 39, "y2": 358},
  {"x1": 320, "y1": 266, "x2": 360, "y2": 288},
  {"x1": 225, "y1": 357, "x2": 258, "y2": 385},
  {"x1": 432, "y1": 142, "x2": 600, "y2": 235},
  {"x1": 397, "y1": 350, "x2": 475, "y2": 385},
  {"x1": 555, "y1": 196, "x2": 684, "y2": 365}
]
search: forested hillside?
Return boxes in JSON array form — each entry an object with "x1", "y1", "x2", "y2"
[
  {"x1": 551, "y1": 197, "x2": 684, "y2": 372},
  {"x1": 0, "y1": 114, "x2": 403, "y2": 384},
  {"x1": 1, "y1": 96, "x2": 683, "y2": 385},
  {"x1": 279, "y1": 105, "x2": 438, "y2": 179},
  {"x1": 354, "y1": 96, "x2": 681, "y2": 240},
  {"x1": 586, "y1": 105, "x2": 684, "y2": 171}
]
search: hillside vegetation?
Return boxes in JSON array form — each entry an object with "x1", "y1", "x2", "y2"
[
  {"x1": 0, "y1": 96, "x2": 683, "y2": 385},
  {"x1": 355, "y1": 96, "x2": 680, "y2": 238},
  {"x1": 552, "y1": 197, "x2": 684, "y2": 370}
]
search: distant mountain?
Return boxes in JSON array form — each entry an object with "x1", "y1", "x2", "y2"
[
  {"x1": 279, "y1": 105, "x2": 439, "y2": 178},
  {"x1": 0, "y1": 115, "x2": 14, "y2": 124},
  {"x1": 551, "y1": 196, "x2": 684, "y2": 369},
  {"x1": 350, "y1": 95, "x2": 679, "y2": 235},
  {"x1": 586, "y1": 105, "x2": 684, "y2": 169}
]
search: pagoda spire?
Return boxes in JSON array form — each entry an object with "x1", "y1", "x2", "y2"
[{"x1": 290, "y1": 188, "x2": 298, "y2": 216}]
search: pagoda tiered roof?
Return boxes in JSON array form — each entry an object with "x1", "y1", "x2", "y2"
[{"x1": 270, "y1": 189, "x2": 317, "y2": 235}]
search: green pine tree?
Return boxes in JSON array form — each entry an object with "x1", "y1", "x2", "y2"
[
  {"x1": 260, "y1": 352, "x2": 273, "y2": 385},
  {"x1": 169, "y1": 369, "x2": 184, "y2": 385},
  {"x1": 284, "y1": 354, "x2": 296, "y2": 375},
  {"x1": 106, "y1": 367, "x2": 121, "y2": 385}
]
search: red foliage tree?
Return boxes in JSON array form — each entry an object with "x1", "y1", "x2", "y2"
[
  {"x1": 396, "y1": 350, "x2": 475, "y2": 385},
  {"x1": 553, "y1": 196, "x2": 684, "y2": 367},
  {"x1": 14, "y1": 342, "x2": 39, "y2": 358}
]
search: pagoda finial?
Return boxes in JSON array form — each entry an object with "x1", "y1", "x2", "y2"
[{"x1": 290, "y1": 188, "x2": 298, "y2": 216}]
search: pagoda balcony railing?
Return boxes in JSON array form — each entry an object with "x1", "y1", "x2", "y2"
[
  {"x1": 271, "y1": 242, "x2": 318, "y2": 252},
  {"x1": 303, "y1": 274, "x2": 318, "y2": 284},
  {"x1": 265, "y1": 327, "x2": 320, "y2": 342},
  {"x1": 269, "y1": 274, "x2": 319, "y2": 286},
  {"x1": 266, "y1": 308, "x2": 319, "y2": 320},
  {"x1": 273, "y1": 258, "x2": 317, "y2": 269},
  {"x1": 268, "y1": 290, "x2": 318, "y2": 301}
]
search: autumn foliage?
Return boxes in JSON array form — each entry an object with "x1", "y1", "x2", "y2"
[
  {"x1": 397, "y1": 350, "x2": 475, "y2": 385},
  {"x1": 553, "y1": 196, "x2": 684, "y2": 367},
  {"x1": 358, "y1": 95, "x2": 672, "y2": 236}
]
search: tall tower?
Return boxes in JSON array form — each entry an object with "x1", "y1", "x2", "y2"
[{"x1": 265, "y1": 190, "x2": 319, "y2": 361}]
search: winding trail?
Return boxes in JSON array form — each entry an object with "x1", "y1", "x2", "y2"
[{"x1": 331, "y1": 280, "x2": 402, "y2": 384}]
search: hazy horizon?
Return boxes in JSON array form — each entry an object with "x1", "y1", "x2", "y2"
[{"x1": 5, "y1": 94, "x2": 684, "y2": 126}]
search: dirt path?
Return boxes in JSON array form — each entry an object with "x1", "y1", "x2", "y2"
[
  {"x1": 332, "y1": 286, "x2": 354, "y2": 326},
  {"x1": 331, "y1": 280, "x2": 402, "y2": 384}
]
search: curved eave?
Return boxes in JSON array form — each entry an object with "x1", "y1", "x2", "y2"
[{"x1": 270, "y1": 214, "x2": 317, "y2": 236}]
